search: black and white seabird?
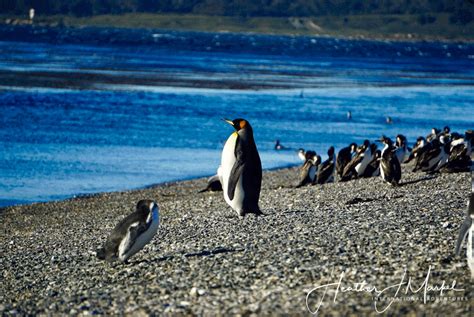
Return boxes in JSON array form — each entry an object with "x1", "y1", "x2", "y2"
[
  {"x1": 379, "y1": 136, "x2": 401, "y2": 186},
  {"x1": 274, "y1": 139, "x2": 285, "y2": 150},
  {"x1": 97, "y1": 200, "x2": 160, "y2": 263},
  {"x1": 413, "y1": 138, "x2": 449, "y2": 173},
  {"x1": 363, "y1": 149, "x2": 381, "y2": 178},
  {"x1": 394, "y1": 134, "x2": 408, "y2": 164},
  {"x1": 220, "y1": 118, "x2": 263, "y2": 217},
  {"x1": 455, "y1": 172, "x2": 474, "y2": 278},
  {"x1": 440, "y1": 130, "x2": 473, "y2": 173},
  {"x1": 405, "y1": 136, "x2": 426, "y2": 163},
  {"x1": 296, "y1": 152, "x2": 321, "y2": 188},
  {"x1": 336, "y1": 143, "x2": 357, "y2": 178},
  {"x1": 315, "y1": 146, "x2": 336, "y2": 184},
  {"x1": 340, "y1": 140, "x2": 370, "y2": 182},
  {"x1": 426, "y1": 127, "x2": 441, "y2": 142}
]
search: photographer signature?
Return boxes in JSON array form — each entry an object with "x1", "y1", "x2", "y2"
[{"x1": 306, "y1": 266, "x2": 465, "y2": 314}]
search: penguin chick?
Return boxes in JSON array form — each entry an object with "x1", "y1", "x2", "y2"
[
  {"x1": 97, "y1": 200, "x2": 160, "y2": 263},
  {"x1": 220, "y1": 118, "x2": 263, "y2": 217}
]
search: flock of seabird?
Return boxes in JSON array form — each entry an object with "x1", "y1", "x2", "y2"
[
  {"x1": 297, "y1": 126, "x2": 473, "y2": 187},
  {"x1": 95, "y1": 119, "x2": 473, "y2": 278}
]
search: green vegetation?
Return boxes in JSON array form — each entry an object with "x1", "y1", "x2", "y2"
[
  {"x1": 5, "y1": 12, "x2": 472, "y2": 41},
  {"x1": 1, "y1": 0, "x2": 473, "y2": 41}
]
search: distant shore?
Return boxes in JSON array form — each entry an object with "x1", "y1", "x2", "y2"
[
  {"x1": 0, "y1": 165, "x2": 472, "y2": 314},
  {"x1": 1, "y1": 12, "x2": 474, "y2": 43}
]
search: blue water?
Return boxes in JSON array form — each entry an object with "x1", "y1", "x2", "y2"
[{"x1": 1, "y1": 27, "x2": 473, "y2": 207}]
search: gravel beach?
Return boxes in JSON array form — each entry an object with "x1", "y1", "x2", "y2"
[{"x1": 0, "y1": 165, "x2": 472, "y2": 315}]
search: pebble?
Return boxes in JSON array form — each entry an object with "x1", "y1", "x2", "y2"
[{"x1": 0, "y1": 166, "x2": 471, "y2": 315}]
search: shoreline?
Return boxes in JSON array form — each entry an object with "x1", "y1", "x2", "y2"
[
  {"x1": 0, "y1": 163, "x2": 299, "y2": 210},
  {"x1": 1, "y1": 165, "x2": 472, "y2": 314},
  {"x1": 1, "y1": 19, "x2": 473, "y2": 45}
]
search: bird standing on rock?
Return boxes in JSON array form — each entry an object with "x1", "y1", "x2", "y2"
[
  {"x1": 379, "y1": 136, "x2": 401, "y2": 186},
  {"x1": 336, "y1": 143, "x2": 357, "y2": 178},
  {"x1": 315, "y1": 146, "x2": 336, "y2": 184},
  {"x1": 220, "y1": 118, "x2": 262, "y2": 217},
  {"x1": 296, "y1": 151, "x2": 321, "y2": 188},
  {"x1": 97, "y1": 200, "x2": 160, "y2": 263}
]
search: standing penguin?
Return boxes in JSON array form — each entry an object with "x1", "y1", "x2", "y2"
[
  {"x1": 336, "y1": 143, "x2": 357, "y2": 178},
  {"x1": 315, "y1": 146, "x2": 336, "y2": 184},
  {"x1": 296, "y1": 152, "x2": 321, "y2": 188},
  {"x1": 97, "y1": 200, "x2": 160, "y2": 263},
  {"x1": 339, "y1": 140, "x2": 371, "y2": 182},
  {"x1": 394, "y1": 134, "x2": 408, "y2": 164},
  {"x1": 379, "y1": 136, "x2": 401, "y2": 186},
  {"x1": 220, "y1": 118, "x2": 262, "y2": 217}
]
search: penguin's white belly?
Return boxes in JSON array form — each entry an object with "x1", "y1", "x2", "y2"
[
  {"x1": 221, "y1": 133, "x2": 245, "y2": 212},
  {"x1": 118, "y1": 210, "x2": 159, "y2": 261},
  {"x1": 380, "y1": 161, "x2": 387, "y2": 181},
  {"x1": 355, "y1": 153, "x2": 371, "y2": 176}
]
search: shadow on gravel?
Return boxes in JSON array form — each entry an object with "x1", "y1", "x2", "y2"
[
  {"x1": 184, "y1": 247, "x2": 245, "y2": 258},
  {"x1": 399, "y1": 175, "x2": 437, "y2": 186},
  {"x1": 346, "y1": 194, "x2": 404, "y2": 205}
]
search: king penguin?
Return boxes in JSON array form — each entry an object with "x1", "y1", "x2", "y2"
[
  {"x1": 97, "y1": 200, "x2": 160, "y2": 263},
  {"x1": 220, "y1": 118, "x2": 263, "y2": 217},
  {"x1": 455, "y1": 171, "x2": 474, "y2": 279}
]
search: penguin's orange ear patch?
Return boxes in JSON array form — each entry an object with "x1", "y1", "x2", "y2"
[{"x1": 239, "y1": 120, "x2": 247, "y2": 129}]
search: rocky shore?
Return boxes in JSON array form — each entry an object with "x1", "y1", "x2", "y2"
[{"x1": 0, "y1": 166, "x2": 472, "y2": 315}]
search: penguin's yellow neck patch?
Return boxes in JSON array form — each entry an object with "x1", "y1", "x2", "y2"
[{"x1": 232, "y1": 131, "x2": 238, "y2": 137}]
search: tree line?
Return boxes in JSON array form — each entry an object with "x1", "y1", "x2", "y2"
[{"x1": 1, "y1": 0, "x2": 473, "y2": 24}]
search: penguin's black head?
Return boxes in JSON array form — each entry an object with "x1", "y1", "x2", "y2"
[
  {"x1": 223, "y1": 118, "x2": 250, "y2": 131},
  {"x1": 327, "y1": 146, "x2": 335, "y2": 156},
  {"x1": 370, "y1": 143, "x2": 378, "y2": 152},
  {"x1": 136, "y1": 199, "x2": 158, "y2": 217},
  {"x1": 350, "y1": 143, "x2": 357, "y2": 152},
  {"x1": 378, "y1": 135, "x2": 392, "y2": 145},
  {"x1": 363, "y1": 140, "x2": 370, "y2": 148},
  {"x1": 305, "y1": 150, "x2": 317, "y2": 160},
  {"x1": 443, "y1": 126, "x2": 450, "y2": 134},
  {"x1": 396, "y1": 134, "x2": 406, "y2": 146},
  {"x1": 416, "y1": 136, "x2": 425, "y2": 145}
]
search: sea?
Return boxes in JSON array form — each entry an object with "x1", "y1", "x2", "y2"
[{"x1": 0, "y1": 25, "x2": 473, "y2": 207}]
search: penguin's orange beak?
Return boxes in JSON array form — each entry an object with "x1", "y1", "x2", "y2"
[{"x1": 222, "y1": 118, "x2": 234, "y2": 126}]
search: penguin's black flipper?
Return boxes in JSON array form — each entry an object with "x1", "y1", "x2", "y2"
[
  {"x1": 455, "y1": 216, "x2": 472, "y2": 256},
  {"x1": 228, "y1": 135, "x2": 246, "y2": 201},
  {"x1": 227, "y1": 160, "x2": 245, "y2": 201}
]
